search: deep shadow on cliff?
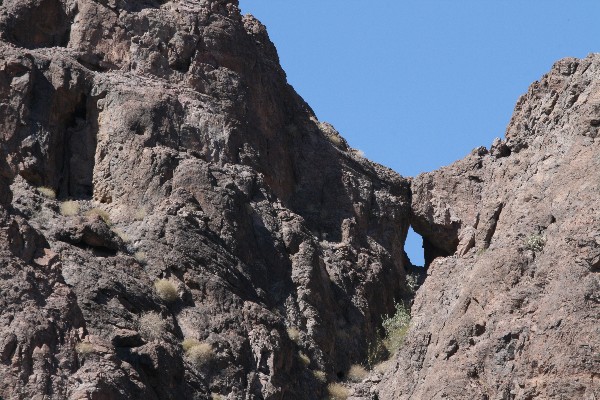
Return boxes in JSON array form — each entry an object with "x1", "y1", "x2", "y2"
[{"x1": 0, "y1": 1, "x2": 598, "y2": 400}]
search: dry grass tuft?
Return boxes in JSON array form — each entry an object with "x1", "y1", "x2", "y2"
[
  {"x1": 138, "y1": 312, "x2": 166, "y2": 341},
  {"x1": 312, "y1": 370, "x2": 327, "y2": 383},
  {"x1": 154, "y1": 279, "x2": 179, "y2": 302},
  {"x1": 184, "y1": 340, "x2": 213, "y2": 366},
  {"x1": 298, "y1": 351, "x2": 310, "y2": 366},
  {"x1": 134, "y1": 208, "x2": 147, "y2": 221},
  {"x1": 38, "y1": 187, "x2": 56, "y2": 199},
  {"x1": 60, "y1": 200, "x2": 80, "y2": 216},
  {"x1": 287, "y1": 327, "x2": 301, "y2": 344},
  {"x1": 210, "y1": 394, "x2": 224, "y2": 400},
  {"x1": 85, "y1": 208, "x2": 111, "y2": 224},
  {"x1": 347, "y1": 364, "x2": 368, "y2": 382},
  {"x1": 75, "y1": 342, "x2": 94, "y2": 355},
  {"x1": 327, "y1": 383, "x2": 349, "y2": 400}
]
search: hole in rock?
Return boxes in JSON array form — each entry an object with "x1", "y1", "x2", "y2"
[{"x1": 405, "y1": 226, "x2": 425, "y2": 267}]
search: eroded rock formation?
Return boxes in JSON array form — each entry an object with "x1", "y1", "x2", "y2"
[
  {"x1": 0, "y1": 1, "x2": 598, "y2": 399},
  {"x1": 0, "y1": 0, "x2": 413, "y2": 399},
  {"x1": 379, "y1": 56, "x2": 600, "y2": 400}
]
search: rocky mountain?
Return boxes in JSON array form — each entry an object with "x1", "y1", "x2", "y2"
[{"x1": 0, "y1": 0, "x2": 597, "y2": 399}]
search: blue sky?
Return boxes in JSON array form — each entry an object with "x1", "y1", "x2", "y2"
[{"x1": 238, "y1": 1, "x2": 600, "y2": 265}]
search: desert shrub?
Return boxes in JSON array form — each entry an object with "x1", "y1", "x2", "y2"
[
  {"x1": 327, "y1": 383, "x2": 349, "y2": 400},
  {"x1": 347, "y1": 364, "x2": 368, "y2": 382},
  {"x1": 525, "y1": 234, "x2": 545, "y2": 252},
  {"x1": 134, "y1": 208, "x2": 147, "y2": 221},
  {"x1": 287, "y1": 327, "x2": 301, "y2": 344},
  {"x1": 382, "y1": 302, "x2": 411, "y2": 355},
  {"x1": 182, "y1": 338, "x2": 201, "y2": 352},
  {"x1": 85, "y1": 208, "x2": 110, "y2": 224},
  {"x1": 185, "y1": 342, "x2": 215, "y2": 366},
  {"x1": 60, "y1": 200, "x2": 80, "y2": 216},
  {"x1": 154, "y1": 279, "x2": 179, "y2": 302},
  {"x1": 75, "y1": 342, "x2": 94, "y2": 355},
  {"x1": 38, "y1": 186, "x2": 56, "y2": 199},
  {"x1": 313, "y1": 370, "x2": 327, "y2": 383},
  {"x1": 298, "y1": 351, "x2": 310, "y2": 366},
  {"x1": 138, "y1": 312, "x2": 166, "y2": 341}
]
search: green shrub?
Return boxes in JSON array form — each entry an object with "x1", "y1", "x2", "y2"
[
  {"x1": 525, "y1": 234, "x2": 545, "y2": 252},
  {"x1": 382, "y1": 302, "x2": 411, "y2": 355}
]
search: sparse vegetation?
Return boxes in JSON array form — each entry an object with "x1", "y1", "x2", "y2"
[
  {"x1": 85, "y1": 207, "x2": 111, "y2": 224},
  {"x1": 183, "y1": 339, "x2": 213, "y2": 367},
  {"x1": 182, "y1": 338, "x2": 201, "y2": 352},
  {"x1": 154, "y1": 279, "x2": 179, "y2": 302},
  {"x1": 60, "y1": 200, "x2": 80, "y2": 216},
  {"x1": 134, "y1": 208, "x2": 147, "y2": 221},
  {"x1": 327, "y1": 383, "x2": 349, "y2": 400},
  {"x1": 38, "y1": 186, "x2": 56, "y2": 199},
  {"x1": 313, "y1": 370, "x2": 327, "y2": 383},
  {"x1": 368, "y1": 302, "x2": 412, "y2": 367},
  {"x1": 525, "y1": 233, "x2": 545, "y2": 252},
  {"x1": 138, "y1": 312, "x2": 166, "y2": 341},
  {"x1": 298, "y1": 351, "x2": 310, "y2": 366},
  {"x1": 112, "y1": 228, "x2": 130, "y2": 242},
  {"x1": 75, "y1": 342, "x2": 94, "y2": 355},
  {"x1": 347, "y1": 364, "x2": 368, "y2": 382},
  {"x1": 287, "y1": 327, "x2": 301, "y2": 344},
  {"x1": 381, "y1": 302, "x2": 411, "y2": 355}
]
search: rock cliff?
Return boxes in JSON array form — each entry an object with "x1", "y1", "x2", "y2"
[{"x1": 0, "y1": 1, "x2": 598, "y2": 400}]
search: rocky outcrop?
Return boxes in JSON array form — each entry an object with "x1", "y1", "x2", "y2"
[
  {"x1": 378, "y1": 56, "x2": 600, "y2": 400},
  {"x1": 0, "y1": 1, "x2": 413, "y2": 399},
  {"x1": 1, "y1": 1, "x2": 599, "y2": 399}
]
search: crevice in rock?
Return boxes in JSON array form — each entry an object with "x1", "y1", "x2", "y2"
[{"x1": 55, "y1": 93, "x2": 98, "y2": 200}]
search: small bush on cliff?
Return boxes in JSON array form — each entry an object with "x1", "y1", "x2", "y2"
[
  {"x1": 382, "y1": 302, "x2": 411, "y2": 354},
  {"x1": 327, "y1": 383, "x2": 349, "y2": 400},
  {"x1": 154, "y1": 279, "x2": 179, "y2": 302},
  {"x1": 183, "y1": 338, "x2": 213, "y2": 366},
  {"x1": 286, "y1": 327, "x2": 301, "y2": 344},
  {"x1": 347, "y1": 364, "x2": 368, "y2": 382},
  {"x1": 38, "y1": 186, "x2": 56, "y2": 199},
  {"x1": 525, "y1": 234, "x2": 545, "y2": 252},
  {"x1": 60, "y1": 200, "x2": 80, "y2": 216},
  {"x1": 139, "y1": 312, "x2": 166, "y2": 341}
]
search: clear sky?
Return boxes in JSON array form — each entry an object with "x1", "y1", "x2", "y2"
[{"x1": 238, "y1": 1, "x2": 600, "y2": 265}]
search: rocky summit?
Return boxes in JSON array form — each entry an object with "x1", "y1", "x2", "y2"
[{"x1": 0, "y1": 1, "x2": 597, "y2": 399}]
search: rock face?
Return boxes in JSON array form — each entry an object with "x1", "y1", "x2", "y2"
[
  {"x1": 0, "y1": 1, "x2": 598, "y2": 400},
  {"x1": 380, "y1": 57, "x2": 600, "y2": 400},
  {"x1": 0, "y1": 1, "x2": 413, "y2": 399}
]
